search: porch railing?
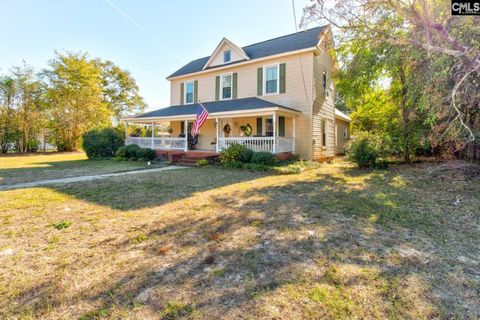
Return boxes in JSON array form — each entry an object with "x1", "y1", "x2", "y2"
[
  {"x1": 217, "y1": 137, "x2": 294, "y2": 153},
  {"x1": 126, "y1": 136, "x2": 294, "y2": 153},
  {"x1": 126, "y1": 137, "x2": 186, "y2": 150}
]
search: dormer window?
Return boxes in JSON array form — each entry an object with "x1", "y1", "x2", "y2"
[
  {"x1": 184, "y1": 81, "x2": 194, "y2": 104},
  {"x1": 223, "y1": 50, "x2": 231, "y2": 63}
]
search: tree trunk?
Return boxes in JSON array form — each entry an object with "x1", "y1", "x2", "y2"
[{"x1": 398, "y1": 65, "x2": 411, "y2": 163}]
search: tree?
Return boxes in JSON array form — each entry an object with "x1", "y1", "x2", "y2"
[
  {"x1": 43, "y1": 52, "x2": 111, "y2": 151},
  {"x1": 302, "y1": 0, "x2": 480, "y2": 159},
  {"x1": 11, "y1": 63, "x2": 45, "y2": 152},
  {"x1": 95, "y1": 59, "x2": 146, "y2": 121},
  {"x1": 0, "y1": 76, "x2": 21, "y2": 153}
]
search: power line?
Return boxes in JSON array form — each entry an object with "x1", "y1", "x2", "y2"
[
  {"x1": 103, "y1": 0, "x2": 186, "y2": 64},
  {"x1": 291, "y1": 0, "x2": 298, "y2": 32},
  {"x1": 291, "y1": 0, "x2": 311, "y2": 107}
]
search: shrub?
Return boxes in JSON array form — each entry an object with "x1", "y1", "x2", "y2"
[
  {"x1": 196, "y1": 159, "x2": 209, "y2": 166},
  {"x1": 223, "y1": 160, "x2": 243, "y2": 168},
  {"x1": 125, "y1": 144, "x2": 141, "y2": 158},
  {"x1": 220, "y1": 144, "x2": 250, "y2": 166},
  {"x1": 82, "y1": 128, "x2": 124, "y2": 159},
  {"x1": 136, "y1": 148, "x2": 156, "y2": 161},
  {"x1": 238, "y1": 147, "x2": 254, "y2": 163},
  {"x1": 115, "y1": 144, "x2": 141, "y2": 160},
  {"x1": 242, "y1": 163, "x2": 271, "y2": 172},
  {"x1": 345, "y1": 132, "x2": 389, "y2": 168},
  {"x1": 251, "y1": 151, "x2": 276, "y2": 165}
]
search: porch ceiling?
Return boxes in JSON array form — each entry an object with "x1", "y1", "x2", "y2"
[{"x1": 123, "y1": 97, "x2": 301, "y2": 123}]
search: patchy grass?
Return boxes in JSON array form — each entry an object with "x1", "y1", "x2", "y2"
[
  {"x1": 0, "y1": 159, "x2": 478, "y2": 319},
  {"x1": 0, "y1": 152, "x2": 164, "y2": 185}
]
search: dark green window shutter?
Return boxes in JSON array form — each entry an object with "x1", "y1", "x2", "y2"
[
  {"x1": 257, "y1": 68, "x2": 263, "y2": 96},
  {"x1": 193, "y1": 80, "x2": 198, "y2": 103},
  {"x1": 232, "y1": 73, "x2": 238, "y2": 99},
  {"x1": 215, "y1": 76, "x2": 220, "y2": 101},
  {"x1": 279, "y1": 63, "x2": 286, "y2": 93},
  {"x1": 180, "y1": 82, "x2": 184, "y2": 105},
  {"x1": 279, "y1": 116, "x2": 285, "y2": 137},
  {"x1": 256, "y1": 117, "x2": 263, "y2": 135},
  {"x1": 180, "y1": 121, "x2": 185, "y2": 135}
]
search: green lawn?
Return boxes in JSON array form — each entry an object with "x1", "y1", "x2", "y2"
[
  {"x1": 0, "y1": 152, "x2": 164, "y2": 185},
  {"x1": 0, "y1": 156, "x2": 479, "y2": 319}
]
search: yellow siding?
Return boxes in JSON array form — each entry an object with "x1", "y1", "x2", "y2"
[
  {"x1": 170, "y1": 52, "x2": 314, "y2": 159},
  {"x1": 312, "y1": 48, "x2": 336, "y2": 160}
]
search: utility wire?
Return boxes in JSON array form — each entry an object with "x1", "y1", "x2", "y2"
[
  {"x1": 103, "y1": 0, "x2": 186, "y2": 64},
  {"x1": 292, "y1": 0, "x2": 311, "y2": 107}
]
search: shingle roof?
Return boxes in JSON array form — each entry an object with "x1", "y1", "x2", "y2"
[
  {"x1": 133, "y1": 97, "x2": 300, "y2": 119},
  {"x1": 168, "y1": 25, "x2": 328, "y2": 78}
]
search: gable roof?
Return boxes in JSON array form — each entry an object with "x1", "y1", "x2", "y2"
[
  {"x1": 202, "y1": 38, "x2": 250, "y2": 70},
  {"x1": 128, "y1": 97, "x2": 300, "y2": 120},
  {"x1": 168, "y1": 25, "x2": 328, "y2": 79}
]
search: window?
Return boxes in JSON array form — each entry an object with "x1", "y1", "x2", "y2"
[
  {"x1": 321, "y1": 119, "x2": 326, "y2": 147},
  {"x1": 184, "y1": 81, "x2": 194, "y2": 104},
  {"x1": 220, "y1": 74, "x2": 232, "y2": 100},
  {"x1": 322, "y1": 71, "x2": 328, "y2": 96},
  {"x1": 265, "y1": 118, "x2": 273, "y2": 136},
  {"x1": 264, "y1": 64, "x2": 279, "y2": 94},
  {"x1": 343, "y1": 126, "x2": 348, "y2": 138},
  {"x1": 223, "y1": 50, "x2": 231, "y2": 63}
]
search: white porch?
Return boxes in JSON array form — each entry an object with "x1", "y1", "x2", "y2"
[{"x1": 124, "y1": 112, "x2": 297, "y2": 155}]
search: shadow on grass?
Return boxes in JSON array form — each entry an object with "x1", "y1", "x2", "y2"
[
  {"x1": 0, "y1": 158, "x2": 161, "y2": 186},
  {"x1": 8, "y1": 162, "x2": 480, "y2": 318}
]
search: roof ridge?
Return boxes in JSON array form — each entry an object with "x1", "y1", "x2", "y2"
[
  {"x1": 242, "y1": 25, "x2": 326, "y2": 50},
  {"x1": 179, "y1": 25, "x2": 327, "y2": 66}
]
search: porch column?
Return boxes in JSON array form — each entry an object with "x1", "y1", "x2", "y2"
[
  {"x1": 151, "y1": 122, "x2": 154, "y2": 149},
  {"x1": 292, "y1": 117, "x2": 296, "y2": 154},
  {"x1": 272, "y1": 112, "x2": 277, "y2": 154},
  {"x1": 184, "y1": 119, "x2": 188, "y2": 152},
  {"x1": 215, "y1": 118, "x2": 219, "y2": 153}
]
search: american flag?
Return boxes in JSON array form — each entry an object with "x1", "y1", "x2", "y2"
[{"x1": 191, "y1": 101, "x2": 209, "y2": 136}]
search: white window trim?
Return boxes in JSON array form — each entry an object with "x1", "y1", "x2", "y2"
[
  {"x1": 219, "y1": 72, "x2": 233, "y2": 101},
  {"x1": 263, "y1": 63, "x2": 280, "y2": 96},
  {"x1": 223, "y1": 50, "x2": 231, "y2": 63},
  {"x1": 184, "y1": 80, "x2": 195, "y2": 105}
]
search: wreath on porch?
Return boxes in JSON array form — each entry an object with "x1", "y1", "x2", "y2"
[
  {"x1": 240, "y1": 124, "x2": 252, "y2": 137},
  {"x1": 223, "y1": 124, "x2": 231, "y2": 135}
]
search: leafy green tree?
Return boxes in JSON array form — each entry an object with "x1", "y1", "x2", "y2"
[
  {"x1": 95, "y1": 59, "x2": 146, "y2": 121},
  {"x1": 43, "y1": 52, "x2": 112, "y2": 151},
  {"x1": 0, "y1": 76, "x2": 21, "y2": 153},
  {"x1": 11, "y1": 63, "x2": 45, "y2": 152},
  {"x1": 302, "y1": 0, "x2": 480, "y2": 159}
]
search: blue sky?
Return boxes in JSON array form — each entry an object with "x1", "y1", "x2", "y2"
[{"x1": 0, "y1": 0, "x2": 314, "y2": 112}]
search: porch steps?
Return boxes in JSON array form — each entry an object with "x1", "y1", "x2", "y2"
[{"x1": 173, "y1": 152, "x2": 219, "y2": 167}]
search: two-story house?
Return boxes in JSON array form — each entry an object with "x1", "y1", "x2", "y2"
[{"x1": 124, "y1": 25, "x2": 350, "y2": 161}]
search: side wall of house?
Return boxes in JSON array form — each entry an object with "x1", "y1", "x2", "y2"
[
  {"x1": 169, "y1": 52, "x2": 314, "y2": 159},
  {"x1": 312, "y1": 47, "x2": 336, "y2": 159},
  {"x1": 335, "y1": 118, "x2": 350, "y2": 154}
]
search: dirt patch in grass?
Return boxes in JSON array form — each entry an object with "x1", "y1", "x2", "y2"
[{"x1": 0, "y1": 160, "x2": 478, "y2": 319}]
